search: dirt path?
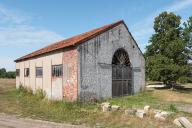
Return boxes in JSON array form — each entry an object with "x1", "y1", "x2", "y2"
[
  {"x1": 177, "y1": 104, "x2": 192, "y2": 114},
  {"x1": 0, "y1": 113, "x2": 88, "y2": 128}
]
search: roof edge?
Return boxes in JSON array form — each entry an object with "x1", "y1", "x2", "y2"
[
  {"x1": 121, "y1": 21, "x2": 144, "y2": 58},
  {"x1": 14, "y1": 20, "x2": 144, "y2": 62},
  {"x1": 15, "y1": 20, "x2": 124, "y2": 62}
]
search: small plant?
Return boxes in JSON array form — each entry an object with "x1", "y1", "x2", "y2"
[
  {"x1": 17, "y1": 85, "x2": 33, "y2": 96},
  {"x1": 34, "y1": 89, "x2": 46, "y2": 99},
  {"x1": 17, "y1": 85, "x2": 27, "y2": 93},
  {"x1": 169, "y1": 104, "x2": 178, "y2": 112}
]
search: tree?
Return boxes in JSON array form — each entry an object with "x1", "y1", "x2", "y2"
[
  {"x1": 0, "y1": 68, "x2": 7, "y2": 78},
  {"x1": 183, "y1": 16, "x2": 192, "y2": 61},
  {"x1": 145, "y1": 12, "x2": 191, "y2": 86},
  {"x1": 6, "y1": 71, "x2": 16, "y2": 78},
  {"x1": 0, "y1": 68, "x2": 16, "y2": 78},
  {"x1": 183, "y1": 16, "x2": 192, "y2": 82}
]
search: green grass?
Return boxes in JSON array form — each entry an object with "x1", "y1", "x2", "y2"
[
  {"x1": 168, "y1": 104, "x2": 178, "y2": 113},
  {"x1": 0, "y1": 79, "x2": 192, "y2": 128},
  {"x1": 107, "y1": 91, "x2": 159, "y2": 108},
  {"x1": 5, "y1": 86, "x2": 101, "y2": 124}
]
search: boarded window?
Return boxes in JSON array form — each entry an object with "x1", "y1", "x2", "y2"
[
  {"x1": 36, "y1": 67, "x2": 43, "y2": 77},
  {"x1": 52, "y1": 65, "x2": 63, "y2": 77},
  {"x1": 16, "y1": 69, "x2": 20, "y2": 76},
  {"x1": 24, "y1": 68, "x2": 29, "y2": 77}
]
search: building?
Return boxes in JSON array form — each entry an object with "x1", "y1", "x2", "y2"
[{"x1": 15, "y1": 20, "x2": 145, "y2": 101}]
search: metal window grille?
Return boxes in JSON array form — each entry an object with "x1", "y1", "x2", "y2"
[
  {"x1": 52, "y1": 65, "x2": 63, "y2": 77},
  {"x1": 112, "y1": 48, "x2": 133, "y2": 97}
]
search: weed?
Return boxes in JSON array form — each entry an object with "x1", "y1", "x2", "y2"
[
  {"x1": 17, "y1": 85, "x2": 33, "y2": 95},
  {"x1": 169, "y1": 104, "x2": 178, "y2": 112},
  {"x1": 0, "y1": 79, "x2": 192, "y2": 128},
  {"x1": 34, "y1": 89, "x2": 46, "y2": 100},
  {"x1": 107, "y1": 91, "x2": 160, "y2": 109}
]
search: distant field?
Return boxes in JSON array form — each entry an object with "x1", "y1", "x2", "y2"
[{"x1": 0, "y1": 78, "x2": 192, "y2": 128}]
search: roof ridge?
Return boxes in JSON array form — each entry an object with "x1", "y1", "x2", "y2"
[{"x1": 15, "y1": 20, "x2": 124, "y2": 62}]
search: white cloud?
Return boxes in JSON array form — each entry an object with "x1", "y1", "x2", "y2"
[
  {"x1": 0, "y1": 4, "x2": 63, "y2": 47},
  {"x1": 131, "y1": 0, "x2": 192, "y2": 51},
  {"x1": 0, "y1": 4, "x2": 29, "y2": 24},
  {"x1": 166, "y1": 0, "x2": 192, "y2": 12},
  {"x1": 0, "y1": 4, "x2": 63, "y2": 71},
  {"x1": 0, "y1": 25, "x2": 63, "y2": 46},
  {"x1": 0, "y1": 56, "x2": 15, "y2": 71}
]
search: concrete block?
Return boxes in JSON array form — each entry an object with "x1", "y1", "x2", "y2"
[{"x1": 136, "y1": 109, "x2": 146, "y2": 118}]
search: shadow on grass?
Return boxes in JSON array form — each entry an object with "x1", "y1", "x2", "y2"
[
  {"x1": 174, "y1": 87, "x2": 192, "y2": 93},
  {"x1": 151, "y1": 83, "x2": 192, "y2": 93}
]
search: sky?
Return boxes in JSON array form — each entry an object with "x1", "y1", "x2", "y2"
[{"x1": 0, "y1": 0, "x2": 192, "y2": 71}]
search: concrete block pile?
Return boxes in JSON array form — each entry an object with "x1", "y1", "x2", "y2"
[{"x1": 100, "y1": 102, "x2": 192, "y2": 127}]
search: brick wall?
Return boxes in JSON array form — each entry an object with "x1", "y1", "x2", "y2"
[{"x1": 63, "y1": 48, "x2": 78, "y2": 101}]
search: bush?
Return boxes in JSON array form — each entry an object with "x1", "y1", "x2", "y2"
[
  {"x1": 178, "y1": 76, "x2": 190, "y2": 84},
  {"x1": 18, "y1": 85, "x2": 27, "y2": 93},
  {"x1": 17, "y1": 85, "x2": 33, "y2": 96},
  {"x1": 34, "y1": 89, "x2": 46, "y2": 99}
]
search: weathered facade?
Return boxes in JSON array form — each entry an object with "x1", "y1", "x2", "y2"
[{"x1": 15, "y1": 20, "x2": 145, "y2": 101}]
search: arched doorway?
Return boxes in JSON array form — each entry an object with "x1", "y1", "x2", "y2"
[{"x1": 112, "y1": 48, "x2": 132, "y2": 97}]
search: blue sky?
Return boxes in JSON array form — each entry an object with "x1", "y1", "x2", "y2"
[{"x1": 0, "y1": 0, "x2": 192, "y2": 71}]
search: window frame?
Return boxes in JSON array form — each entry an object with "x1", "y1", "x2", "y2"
[
  {"x1": 16, "y1": 69, "x2": 20, "y2": 77},
  {"x1": 52, "y1": 64, "x2": 63, "y2": 78},
  {"x1": 36, "y1": 67, "x2": 43, "y2": 77},
  {"x1": 24, "y1": 68, "x2": 30, "y2": 77}
]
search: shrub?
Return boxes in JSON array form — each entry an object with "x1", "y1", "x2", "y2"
[
  {"x1": 178, "y1": 76, "x2": 192, "y2": 83},
  {"x1": 34, "y1": 89, "x2": 46, "y2": 99},
  {"x1": 18, "y1": 85, "x2": 27, "y2": 93},
  {"x1": 17, "y1": 85, "x2": 33, "y2": 96}
]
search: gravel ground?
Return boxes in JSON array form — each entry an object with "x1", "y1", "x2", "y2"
[
  {"x1": 177, "y1": 104, "x2": 192, "y2": 114},
  {"x1": 0, "y1": 113, "x2": 88, "y2": 128}
]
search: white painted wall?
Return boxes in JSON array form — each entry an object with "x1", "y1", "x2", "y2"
[{"x1": 16, "y1": 50, "x2": 64, "y2": 100}]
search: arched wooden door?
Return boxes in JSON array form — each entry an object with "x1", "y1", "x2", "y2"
[{"x1": 112, "y1": 48, "x2": 132, "y2": 97}]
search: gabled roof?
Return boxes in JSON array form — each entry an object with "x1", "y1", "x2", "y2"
[{"x1": 15, "y1": 20, "x2": 143, "y2": 62}]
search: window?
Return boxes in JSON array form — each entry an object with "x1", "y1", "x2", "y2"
[
  {"x1": 52, "y1": 65, "x2": 63, "y2": 77},
  {"x1": 16, "y1": 69, "x2": 20, "y2": 76},
  {"x1": 36, "y1": 67, "x2": 43, "y2": 77},
  {"x1": 24, "y1": 68, "x2": 30, "y2": 77}
]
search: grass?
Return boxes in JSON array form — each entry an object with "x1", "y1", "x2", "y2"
[
  {"x1": 107, "y1": 91, "x2": 159, "y2": 109},
  {"x1": 0, "y1": 79, "x2": 192, "y2": 128}
]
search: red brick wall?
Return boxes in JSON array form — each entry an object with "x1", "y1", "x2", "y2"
[{"x1": 62, "y1": 48, "x2": 78, "y2": 101}]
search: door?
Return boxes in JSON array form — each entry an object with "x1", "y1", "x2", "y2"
[{"x1": 112, "y1": 48, "x2": 132, "y2": 97}]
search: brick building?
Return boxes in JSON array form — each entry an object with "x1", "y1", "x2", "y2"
[{"x1": 15, "y1": 20, "x2": 145, "y2": 101}]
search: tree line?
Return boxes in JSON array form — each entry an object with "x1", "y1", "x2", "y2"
[
  {"x1": 145, "y1": 11, "x2": 192, "y2": 86},
  {"x1": 0, "y1": 68, "x2": 15, "y2": 78}
]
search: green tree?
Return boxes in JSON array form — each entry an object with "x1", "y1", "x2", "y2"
[
  {"x1": 183, "y1": 16, "x2": 192, "y2": 61},
  {"x1": 145, "y1": 12, "x2": 191, "y2": 86},
  {"x1": 0, "y1": 68, "x2": 7, "y2": 78},
  {"x1": 6, "y1": 71, "x2": 16, "y2": 78},
  {"x1": 183, "y1": 16, "x2": 192, "y2": 82},
  {"x1": 0, "y1": 68, "x2": 16, "y2": 78}
]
